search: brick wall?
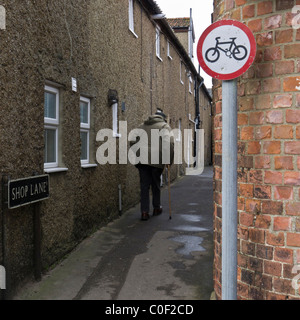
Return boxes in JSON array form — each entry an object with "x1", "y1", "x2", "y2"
[{"x1": 213, "y1": 0, "x2": 300, "y2": 299}]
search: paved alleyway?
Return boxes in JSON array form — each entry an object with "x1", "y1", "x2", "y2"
[{"x1": 14, "y1": 167, "x2": 214, "y2": 300}]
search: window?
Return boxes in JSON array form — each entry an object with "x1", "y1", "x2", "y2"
[
  {"x1": 167, "y1": 41, "x2": 172, "y2": 60},
  {"x1": 129, "y1": 0, "x2": 138, "y2": 38},
  {"x1": 80, "y1": 97, "x2": 91, "y2": 165},
  {"x1": 180, "y1": 61, "x2": 185, "y2": 84},
  {"x1": 44, "y1": 85, "x2": 59, "y2": 169},
  {"x1": 189, "y1": 74, "x2": 193, "y2": 94},
  {"x1": 112, "y1": 102, "x2": 121, "y2": 138},
  {"x1": 176, "y1": 119, "x2": 182, "y2": 142},
  {"x1": 0, "y1": 5, "x2": 6, "y2": 30},
  {"x1": 156, "y1": 27, "x2": 162, "y2": 61}
]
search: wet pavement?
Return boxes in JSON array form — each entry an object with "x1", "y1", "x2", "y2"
[{"x1": 14, "y1": 167, "x2": 214, "y2": 300}]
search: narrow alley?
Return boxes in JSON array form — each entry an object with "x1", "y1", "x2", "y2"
[{"x1": 14, "y1": 167, "x2": 214, "y2": 301}]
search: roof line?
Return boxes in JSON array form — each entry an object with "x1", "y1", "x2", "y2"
[{"x1": 139, "y1": 0, "x2": 211, "y2": 98}]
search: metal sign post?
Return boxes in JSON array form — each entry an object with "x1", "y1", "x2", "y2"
[
  {"x1": 222, "y1": 79, "x2": 238, "y2": 300},
  {"x1": 7, "y1": 175, "x2": 50, "y2": 282},
  {"x1": 197, "y1": 20, "x2": 256, "y2": 300}
]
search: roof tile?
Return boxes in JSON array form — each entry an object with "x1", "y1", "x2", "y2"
[{"x1": 167, "y1": 18, "x2": 190, "y2": 28}]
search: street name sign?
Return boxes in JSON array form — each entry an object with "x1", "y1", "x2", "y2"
[
  {"x1": 8, "y1": 175, "x2": 50, "y2": 209},
  {"x1": 197, "y1": 20, "x2": 256, "y2": 80}
]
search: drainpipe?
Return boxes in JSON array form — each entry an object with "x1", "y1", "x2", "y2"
[
  {"x1": 194, "y1": 76, "x2": 204, "y2": 159},
  {"x1": 195, "y1": 74, "x2": 204, "y2": 127},
  {"x1": 150, "y1": 53, "x2": 153, "y2": 115},
  {"x1": 118, "y1": 184, "x2": 122, "y2": 216}
]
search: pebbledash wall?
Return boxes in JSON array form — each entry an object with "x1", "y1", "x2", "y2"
[
  {"x1": 212, "y1": 0, "x2": 300, "y2": 299},
  {"x1": 0, "y1": 0, "x2": 211, "y2": 297}
]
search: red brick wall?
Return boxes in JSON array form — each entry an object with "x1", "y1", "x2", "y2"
[{"x1": 212, "y1": 0, "x2": 300, "y2": 300}]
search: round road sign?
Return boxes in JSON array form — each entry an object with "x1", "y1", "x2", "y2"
[{"x1": 197, "y1": 20, "x2": 256, "y2": 80}]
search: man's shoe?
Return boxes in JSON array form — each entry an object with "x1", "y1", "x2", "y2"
[
  {"x1": 153, "y1": 207, "x2": 163, "y2": 216},
  {"x1": 141, "y1": 212, "x2": 150, "y2": 221}
]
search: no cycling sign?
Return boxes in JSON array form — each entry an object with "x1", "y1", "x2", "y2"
[{"x1": 197, "y1": 20, "x2": 256, "y2": 80}]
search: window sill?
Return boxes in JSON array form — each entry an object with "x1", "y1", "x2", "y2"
[
  {"x1": 81, "y1": 164, "x2": 98, "y2": 169},
  {"x1": 44, "y1": 167, "x2": 69, "y2": 174}
]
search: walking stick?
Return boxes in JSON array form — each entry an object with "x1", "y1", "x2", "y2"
[{"x1": 168, "y1": 165, "x2": 172, "y2": 220}]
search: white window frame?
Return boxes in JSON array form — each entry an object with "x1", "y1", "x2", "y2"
[
  {"x1": 129, "y1": 0, "x2": 138, "y2": 38},
  {"x1": 156, "y1": 27, "x2": 162, "y2": 61},
  {"x1": 80, "y1": 96, "x2": 91, "y2": 165},
  {"x1": 44, "y1": 85, "x2": 59, "y2": 126},
  {"x1": 44, "y1": 125, "x2": 58, "y2": 169},
  {"x1": 0, "y1": 5, "x2": 6, "y2": 30},
  {"x1": 44, "y1": 85, "x2": 59, "y2": 169},
  {"x1": 189, "y1": 74, "x2": 193, "y2": 94}
]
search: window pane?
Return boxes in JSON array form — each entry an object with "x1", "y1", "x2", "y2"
[
  {"x1": 44, "y1": 129, "x2": 56, "y2": 163},
  {"x1": 80, "y1": 101, "x2": 89, "y2": 124},
  {"x1": 44, "y1": 92, "x2": 57, "y2": 119},
  {"x1": 156, "y1": 29, "x2": 160, "y2": 56},
  {"x1": 80, "y1": 131, "x2": 88, "y2": 161}
]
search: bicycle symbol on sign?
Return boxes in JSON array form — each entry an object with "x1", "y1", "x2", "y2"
[{"x1": 205, "y1": 37, "x2": 248, "y2": 63}]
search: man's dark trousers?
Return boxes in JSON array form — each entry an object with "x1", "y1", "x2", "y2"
[{"x1": 137, "y1": 164, "x2": 164, "y2": 213}]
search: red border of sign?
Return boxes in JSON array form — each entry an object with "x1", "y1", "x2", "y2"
[{"x1": 197, "y1": 20, "x2": 257, "y2": 80}]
